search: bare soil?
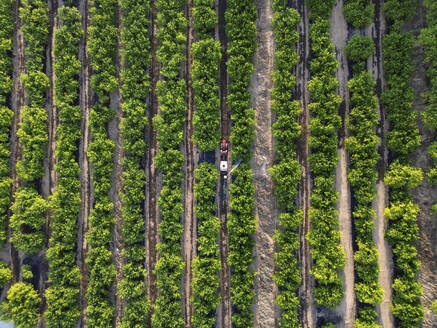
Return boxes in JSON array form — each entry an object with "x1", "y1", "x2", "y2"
[
  {"x1": 182, "y1": 0, "x2": 196, "y2": 325},
  {"x1": 374, "y1": 182, "x2": 394, "y2": 328},
  {"x1": 109, "y1": 4, "x2": 125, "y2": 323},
  {"x1": 329, "y1": 1, "x2": 355, "y2": 326},
  {"x1": 145, "y1": 0, "x2": 159, "y2": 324},
  {"x1": 36, "y1": 0, "x2": 58, "y2": 325},
  {"x1": 46, "y1": 0, "x2": 58, "y2": 201},
  {"x1": 9, "y1": 0, "x2": 26, "y2": 285},
  {"x1": 296, "y1": 0, "x2": 314, "y2": 326},
  {"x1": 335, "y1": 150, "x2": 355, "y2": 328},
  {"x1": 368, "y1": 1, "x2": 395, "y2": 326},
  {"x1": 250, "y1": 0, "x2": 278, "y2": 326},
  {"x1": 77, "y1": 0, "x2": 92, "y2": 325},
  {"x1": 217, "y1": 0, "x2": 231, "y2": 326}
]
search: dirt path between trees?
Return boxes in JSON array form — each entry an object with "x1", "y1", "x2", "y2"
[
  {"x1": 36, "y1": 1, "x2": 58, "y2": 325},
  {"x1": 329, "y1": 1, "x2": 355, "y2": 326},
  {"x1": 9, "y1": 0, "x2": 25, "y2": 285},
  {"x1": 374, "y1": 182, "x2": 393, "y2": 328},
  {"x1": 250, "y1": 0, "x2": 277, "y2": 326},
  {"x1": 296, "y1": 0, "x2": 314, "y2": 326},
  {"x1": 369, "y1": 2, "x2": 394, "y2": 327},
  {"x1": 78, "y1": 0, "x2": 91, "y2": 325},
  {"x1": 111, "y1": 4, "x2": 125, "y2": 324},
  {"x1": 217, "y1": 0, "x2": 231, "y2": 326},
  {"x1": 182, "y1": 0, "x2": 195, "y2": 325},
  {"x1": 46, "y1": 0, "x2": 57, "y2": 210},
  {"x1": 46, "y1": 0, "x2": 57, "y2": 206},
  {"x1": 146, "y1": 0, "x2": 159, "y2": 324}
]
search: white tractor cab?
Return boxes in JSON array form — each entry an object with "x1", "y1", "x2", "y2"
[{"x1": 220, "y1": 139, "x2": 228, "y2": 179}]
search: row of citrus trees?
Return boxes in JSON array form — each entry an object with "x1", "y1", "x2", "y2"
[
  {"x1": 0, "y1": 0, "x2": 14, "y2": 248},
  {"x1": 86, "y1": 0, "x2": 118, "y2": 325},
  {"x1": 192, "y1": 0, "x2": 221, "y2": 151},
  {"x1": 343, "y1": 1, "x2": 384, "y2": 326},
  {"x1": 191, "y1": 0, "x2": 222, "y2": 326},
  {"x1": 0, "y1": 0, "x2": 22, "y2": 323},
  {"x1": 270, "y1": 2, "x2": 302, "y2": 327},
  {"x1": 225, "y1": 0, "x2": 257, "y2": 326},
  {"x1": 11, "y1": 0, "x2": 48, "y2": 255},
  {"x1": 306, "y1": 0, "x2": 345, "y2": 308},
  {"x1": 45, "y1": 2, "x2": 82, "y2": 326},
  {"x1": 118, "y1": 0, "x2": 151, "y2": 326},
  {"x1": 383, "y1": 0, "x2": 424, "y2": 326},
  {"x1": 0, "y1": 0, "x2": 14, "y2": 317},
  {"x1": 152, "y1": 0, "x2": 187, "y2": 326},
  {"x1": 1, "y1": 0, "x2": 48, "y2": 326}
]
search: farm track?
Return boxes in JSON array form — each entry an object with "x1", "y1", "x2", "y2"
[
  {"x1": 112, "y1": 3, "x2": 124, "y2": 324},
  {"x1": 330, "y1": 1, "x2": 355, "y2": 326},
  {"x1": 9, "y1": 0, "x2": 25, "y2": 285},
  {"x1": 251, "y1": 0, "x2": 277, "y2": 326},
  {"x1": 217, "y1": 0, "x2": 231, "y2": 326},
  {"x1": 183, "y1": 0, "x2": 195, "y2": 325},
  {"x1": 371, "y1": 2, "x2": 394, "y2": 327},
  {"x1": 47, "y1": 0, "x2": 57, "y2": 218},
  {"x1": 47, "y1": 0, "x2": 57, "y2": 210},
  {"x1": 146, "y1": 0, "x2": 159, "y2": 324},
  {"x1": 296, "y1": 0, "x2": 314, "y2": 326},
  {"x1": 78, "y1": 0, "x2": 91, "y2": 325},
  {"x1": 37, "y1": 0, "x2": 58, "y2": 325}
]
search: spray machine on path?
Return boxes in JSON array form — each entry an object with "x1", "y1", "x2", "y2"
[
  {"x1": 220, "y1": 139, "x2": 228, "y2": 178},
  {"x1": 220, "y1": 139, "x2": 241, "y2": 179}
]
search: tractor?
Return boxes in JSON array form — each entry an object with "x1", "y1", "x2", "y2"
[{"x1": 220, "y1": 139, "x2": 228, "y2": 179}]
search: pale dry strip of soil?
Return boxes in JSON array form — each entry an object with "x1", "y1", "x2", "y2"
[
  {"x1": 373, "y1": 182, "x2": 393, "y2": 328},
  {"x1": 329, "y1": 0, "x2": 355, "y2": 326},
  {"x1": 296, "y1": 0, "x2": 314, "y2": 326},
  {"x1": 250, "y1": 0, "x2": 277, "y2": 326}
]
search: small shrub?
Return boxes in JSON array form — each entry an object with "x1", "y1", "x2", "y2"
[
  {"x1": 431, "y1": 300, "x2": 437, "y2": 314},
  {"x1": 345, "y1": 35, "x2": 375, "y2": 63},
  {"x1": 1, "y1": 282, "x2": 40, "y2": 328}
]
